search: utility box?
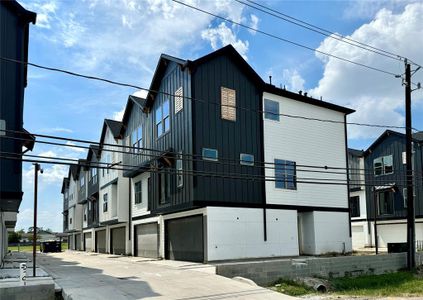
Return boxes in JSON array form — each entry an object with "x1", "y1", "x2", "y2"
[
  {"x1": 40, "y1": 241, "x2": 62, "y2": 253},
  {"x1": 387, "y1": 242, "x2": 408, "y2": 253}
]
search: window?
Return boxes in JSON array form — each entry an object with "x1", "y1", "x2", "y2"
[
  {"x1": 403, "y1": 188, "x2": 408, "y2": 208},
  {"x1": 103, "y1": 193, "x2": 108, "y2": 212},
  {"x1": 80, "y1": 175, "x2": 85, "y2": 187},
  {"x1": 131, "y1": 126, "x2": 143, "y2": 152},
  {"x1": 176, "y1": 152, "x2": 183, "y2": 188},
  {"x1": 84, "y1": 212, "x2": 87, "y2": 222},
  {"x1": 264, "y1": 99, "x2": 280, "y2": 121},
  {"x1": 378, "y1": 190, "x2": 394, "y2": 215},
  {"x1": 350, "y1": 196, "x2": 360, "y2": 217},
  {"x1": 240, "y1": 153, "x2": 254, "y2": 166},
  {"x1": 70, "y1": 218, "x2": 72, "y2": 224},
  {"x1": 159, "y1": 167, "x2": 170, "y2": 204},
  {"x1": 275, "y1": 159, "x2": 296, "y2": 190},
  {"x1": 202, "y1": 148, "x2": 218, "y2": 161},
  {"x1": 373, "y1": 155, "x2": 393, "y2": 176},
  {"x1": 134, "y1": 181, "x2": 142, "y2": 204},
  {"x1": 91, "y1": 167, "x2": 97, "y2": 184},
  {"x1": 221, "y1": 87, "x2": 236, "y2": 121},
  {"x1": 175, "y1": 87, "x2": 183, "y2": 113},
  {"x1": 155, "y1": 99, "x2": 170, "y2": 138},
  {"x1": 0, "y1": 119, "x2": 5, "y2": 136}
]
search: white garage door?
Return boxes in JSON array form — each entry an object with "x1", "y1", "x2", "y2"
[
  {"x1": 135, "y1": 223, "x2": 159, "y2": 258},
  {"x1": 111, "y1": 227, "x2": 126, "y2": 255},
  {"x1": 84, "y1": 233, "x2": 92, "y2": 252}
]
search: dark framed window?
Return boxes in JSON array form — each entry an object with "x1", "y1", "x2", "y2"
[
  {"x1": 264, "y1": 99, "x2": 280, "y2": 121},
  {"x1": 275, "y1": 159, "x2": 296, "y2": 190},
  {"x1": 202, "y1": 148, "x2": 218, "y2": 161},
  {"x1": 240, "y1": 153, "x2": 254, "y2": 166},
  {"x1": 350, "y1": 196, "x2": 360, "y2": 217},
  {"x1": 70, "y1": 218, "x2": 72, "y2": 224},
  {"x1": 134, "y1": 181, "x2": 142, "y2": 204},
  {"x1": 80, "y1": 175, "x2": 85, "y2": 187},
  {"x1": 176, "y1": 152, "x2": 183, "y2": 188},
  {"x1": 221, "y1": 87, "x2": 236, "y2": 121},
  {"x1": 103, "y1": 193, "x2": 108, "y2": 212},
  {"x1": 131, "y1": 126, "x2": 143, "y2": 152},
  {"x1": 159, "y1": 167, "x2": 171, "y2": 205},
  {"x1": 373, "y1": 155, "x2": 393, "y2": 176},
  {"x1": 155, "y1": 99, "x2": 170, "y2": 138},
  {"x1": 378, "y1": 190, "x2": 394, "y2": 215}
]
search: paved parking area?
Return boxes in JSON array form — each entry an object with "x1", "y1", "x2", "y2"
[{"x1": 37, "y1": 251, "x2": 295, "y2": 300}]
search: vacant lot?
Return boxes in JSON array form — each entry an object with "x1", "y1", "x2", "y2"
[
  {"x1": 272, "y1": 271, "x2": 423, "y2": 298},
  {"x1": 8, "y1": 242, "x2": 68, "y2": 252}
]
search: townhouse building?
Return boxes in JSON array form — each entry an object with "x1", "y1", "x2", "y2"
[
  {"x1": 65, "y1": 165, "x2": 83, "y2": 250},
  {"x1": 62, "y1": 45, "x2": 354, "y2": 261},
  {"x1": 119, "y1": 45, "x2": 353, "y2": 262},
  {"x1": 0, "y1": 0, "x2": 36, "y2": 265},
  {"x1": 97, "y1": 119, "x2": 130, "y2": 255},
  {"x1": 350, "y1": 130, "x2": 423, "y2": 249}
]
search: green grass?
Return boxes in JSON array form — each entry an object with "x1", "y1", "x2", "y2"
[
  {"x1": 8, "y1": 243, "x2": 68, "y2": 252},
  {"x1": 272, "y1": 271, "x2": 423, "y2": 297},
  {"x1": 272, "y1": 279, "x2": 314, "y2": 296}
]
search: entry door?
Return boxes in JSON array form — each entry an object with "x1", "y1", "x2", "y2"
[{"x1": 95, "y1": 230, "x2": 106, "y2": 253}]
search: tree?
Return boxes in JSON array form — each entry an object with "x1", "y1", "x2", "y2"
[{"x1": 8, "y1": 231, "x2": 22, "y2": 243}]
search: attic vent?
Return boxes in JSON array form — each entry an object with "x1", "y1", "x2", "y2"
[
  {"x1": 221, "y1": 87, "x2": 236, "y2": 121},
  {"x1": 175, "y1": 87, "x2": 183, "y2": 113}
]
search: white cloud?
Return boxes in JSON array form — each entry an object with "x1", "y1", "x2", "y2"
[
  {"x1": 282, "y1": 69, "x2": 306, "y2": 92},
  {"x1": 65, "y1": 141, "x2": 86, "y2": 153},
  {"x1": 309, "y1": 3, "x2": 423, "y2": 139},
  {"x1": 16, "y1": 208, "x2": 62, "y2": 233},
  {"x1": 248, "y1": 14, "x2": 259, "y2": 34},
  {"x1": 201, "y1": 22, "x2": 249, "y2": 60},
  {"x1": 343, "y1": 0, "x2": 419, "y2": 20},
  {"x1": 39, "y1": 127, "x2": 74, "y2": 134},
  {"x1": 113, "y1": 107, "x2": 125, "y2": 121}
]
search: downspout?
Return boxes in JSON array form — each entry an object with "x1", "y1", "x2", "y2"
[
  {"x1": 344, "y1": 114, "x2": 352, "y2": 238},
  {"x1": 260, "y1": 89, "x2": 267, "y2": 241},
  {"x1": 128, "y1": 177, "x2": 132, "y2": 254}
]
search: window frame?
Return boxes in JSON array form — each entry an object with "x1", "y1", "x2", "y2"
[
  {"x1": 202, "y1": 148, "x2": 218, "y2": 161},
  {"x1": 131, "y1": 126, "x2": 143, "y2": 153},
  {"x1": 240, "y1": 153, "x2": 254, "y2": 166},
  {"x1": 275, "y1": 159, "x2": 297, "y2": 190},
  {"x1": 221, "y1": 86, "x2": 236, "y2": 121},
  {"x1": 176, "y1": 152, "x2": 183, "y2": 188},
  {"x1": 373, "y1": 155, "x2": 393, "y2": 176},
  {"x1": 103, "y1": 193, "x2": 108, "y2": 212},
  {"x1": 378, "y1": 190, "x2": 394, "y2": 216},
  {"x1": 175, "y1": 87, "x2": 183, "y2": 114},
  {"x1": 134, "y1": 181, "x2": 142, "y2": 204},
  {"x1": 350, "y1": 196, "x2": 360, "y2": 217},
  {"x1": 264, "y1": 99, "x2": 280, "y2": 121},
  {"x1": 156, "y1": 99, "x2": 170, "y2": 138}
]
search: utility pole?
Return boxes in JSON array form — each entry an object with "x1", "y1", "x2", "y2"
[
  {"x1": 405, "y1": 60, "x2": 415, "y2": 270},
  {"x1": 32, "y1": 163, "x2": 42, "y2": 277}
]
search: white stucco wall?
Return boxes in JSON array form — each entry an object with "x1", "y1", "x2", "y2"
[
  {"x1": 263, "y1": 92, "x2": 348, "y2": 209},
  {"x1": 206, "y1": 207, "x2": 298, "y2": 261},
  {"x1": 131, "y1": 173, "x2": 150, "y2": 218},
  {"x1": 351, "y1": 221, "x2": 371, "y2": 249}
]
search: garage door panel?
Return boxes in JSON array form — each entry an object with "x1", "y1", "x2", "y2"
[
  {"x1": 96, "y1": 230, "x2": 106, "y2": 253},
  {"x1": 75, "y1": 234, "x2": 81, "y2": 250},
  {"x1": 166, "y1": 215, "x2": 203, "y2": 262},
  {"x1": 111, "y1": 227, "x2": 126, "y2": 255},
  {"x1": 136, "y1": 223, "x2": 159, "y2": 258},
  {"x1": 84, "y1": 233, "x2": 92, "y2": 252}
]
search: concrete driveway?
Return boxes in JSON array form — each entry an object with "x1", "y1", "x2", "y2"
[{"x1": 37, "y1": 251, "x2": 295, "y2": 300}]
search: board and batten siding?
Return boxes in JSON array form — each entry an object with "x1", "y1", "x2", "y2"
[
  {"x1": 148, "y1": 61, "x2": 194, "y2": 213},
  {"x1": 191, "y1": 55, "x2": 264, "y2": 205},
  {"x1": 263, "y1": 92, "x2": 348, "y2": 208}
]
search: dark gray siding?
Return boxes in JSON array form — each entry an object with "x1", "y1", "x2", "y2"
[
  {"x1": 124, "y1": 61, "x2": 194, "y2": 213},
  {"x1": 0, "y1": 4, "x2": 27, "y2": 211},
  {"x1": 364, "y1": 134, "x2": 423, "y2": 220},
  {"x1": 191, "y1": 55, "x2": 264, "y2": 205}
]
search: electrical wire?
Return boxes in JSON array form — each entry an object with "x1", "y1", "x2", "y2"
[{"x1": 171, "y1": 0, "x2": 400, "y2": 77}]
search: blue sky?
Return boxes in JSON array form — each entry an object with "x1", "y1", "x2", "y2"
[{"x1": 15, "y1": 0, "x2": 423, "y2": 232}]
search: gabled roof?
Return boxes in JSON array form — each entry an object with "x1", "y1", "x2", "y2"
[
  {"x1": 77, "y1": 159, "x2": 88, "y2": 174},
  {"x1": 264, "y1": 84, "x2": 355, "y2": 115},
  {"x1": 61, "y1": 177, "x2": 69, "y2": 194},
  {"x1": 98, "y1": 119, "x2": 123, "y2": 157},
  {"x1": 364, "y1": 130, "x2": 423, "y2": 155},
  {"x1": 121, "y1": 95, "x2": 148, "y2": 132},
  {"x1": 68, "y1": 164, "x2": 79, "y2": 181},
  {"x1": 2, "y1": 1, "x2": 36, "y2": 24},
  {"x1": 86, "y1": 144, "x2": 100, "y2": 162},
  {"x1": 348, "y1": 148, "x2": 364, "y2": 157}
]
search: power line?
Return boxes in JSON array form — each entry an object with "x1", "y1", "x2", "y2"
[
  {"x1": 1, "y1": 128, "x2": 406, "y2": 174},
  {"x1": 171, "y1": 0, "x2": 400, "y2": 77},
  {"x1": 236, "y1": 0, "x2": 403, "y2": 62},
  {"x1": 0, "y1": 130, "x2": 419, "y2": 176},
  {"x1": 1, "y1": 153, "x2": 414, "y2": 187},
  {"x1": 0, "y1": 57, "x2": 416, "y2": 131}
]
